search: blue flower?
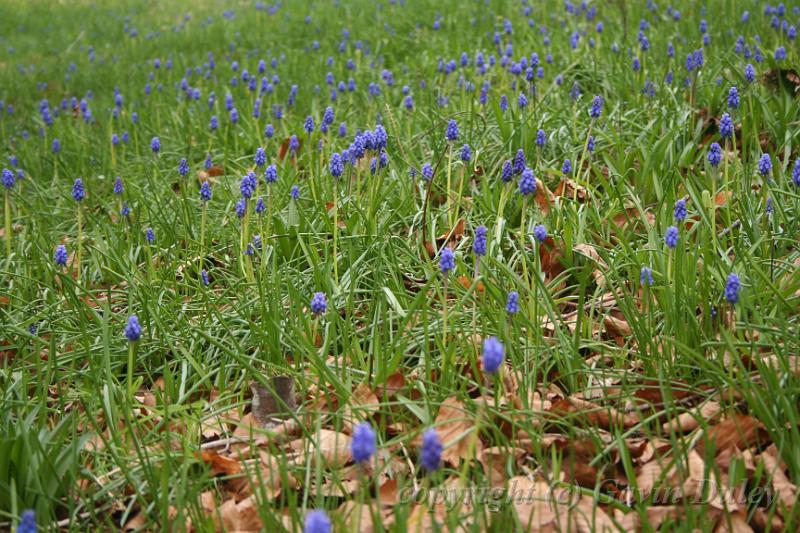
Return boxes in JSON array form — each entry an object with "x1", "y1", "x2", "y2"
[
  {"x1": 200, "y1": 181, "x2": 212, "y2": 201},
  {"x1": 482, "y1": 336, "x2": 505, "y2": 374},
  {"x1": 792, "y1": 159, "x2": 800, "y2": 187},
  {"x1": 519, "y1": 167, "x2": 536, "y2": 195},
  {"x1": 513, "y1": 149, "x2": 526, "y2": 175},
  {"x1": 758, "y1": 153, "x2": 772, "y2": 176},
  {"x1": 420, "y1": 428, "x2": 443, "y2": 472},
  {"x1": 291, "y1": 185, "x2": 300, "y2": 199},
  {"x1": 351, "y1": 422, "x2": 377, "y2": 463},
  {"x1": 303, "y1": 510, "x2": 331, "y2": 533},
  {"x1": 1, "y1": 168, "x2": 15, "y2": 189},
  {"x1": 533, "y1": 224, "x2": 547, "y2": 242},
  {"x1": 744, "y1": 63, "x2": 756, "y2": 83},
  {"x1": 421, "y1": 163, "x2": 433, "y2": 181},
  {"x1": 674, "y1": 199, "x2": 687, "y2": 222},
  {"x1": 145, "y1": 228, "x2": 155, "y2": 243},
  {"x1": 719, "y1": 113, "x2": 734, "y2": 138},
  {"x1": 589, "y1": 95, "x2": 603, "y2": 118},
  {"x1": 505, "y1": 291, "x2": 520, "y2": 313},
  {"x1": 664, "y1": 226, "x2": 679, "y2": 249},
  {"x1": 235, "y1": 199, "x2": 246, "y2": 219},
  {"x1": 255, "y1": 147, "x2": 266, "y2": 167},
  {"x1": 125, "y1": 315, "x2": 142, "y2": 341},
  {"x1": 562, "y1": 159, "x2": 572, "y2": 176},
  {"x1": 304, "y1": 115, "x2": 315, "y2": 133},
  {"x1": 113, "y1": 177, "x2": 124, "y2": 195},
  {"x1": 310, "y1": 292, "x2": 327, "y2": 315},
  {"x1": 52, "y1": 138, "x2": 61, "y2": 153},
  {"x1": 708, "y1": 143, "x2": 722, "y2": 167},
  {"x1": 178, "y1": 158, "x2": 189, "y2": 177},
  {"x1": 439, "y1": 247, "x2": 455, "y2": 274},
  {"x1": 518, "y1": 92, "x2": 528, "y2": 108},
  {"x1": 536, "y1": 129, "x2": 546, "y2": 147},
  {"x1": 330, "y1": 153, "x2": 344, "y2": 177},
  {"x1": 724, "y1": 273, "x2": 741, "y2": 304},
  {"x1": 265, "y1": 164, "x2": 278, "y2": 184},
  {"x1": 445, "y1": 119, "x2": 459, "y2": 141},
  {"x1": 640, "y1": 266, "x2": 654, "y2": 287},
  {"x1": 201, "y1": 269, "x2": 209, "y2": 286},
  {"x1": 501, "y1": 161, "x2": 513, "y2": 182},
  {"x1": 16, "y1": 510, "x2": 36, "y2": 533},
  {"x1": 473, "y1": 225, "x2": 487, "y2": 256},
  {"x1": 151, "y1": 136, "x2": 161, "y2": 153},
  {"x1": 54, "y1": 244, "x2": 68, "y2": 267},
  {"x1": 727, "y1": 87, "x2": 740, "y2": 109},
  {"x1": 460, "y1": 144, "x2": 471, "y2": 162},
  {"x1": 72, "y1": 178, "x2": 85, "y2": 202}
]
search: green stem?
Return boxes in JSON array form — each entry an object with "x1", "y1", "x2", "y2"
[
  {"x1": 76, "y1": 207, "x2": 82, "y2": 281},
  {"x1": 4, "y1": 190, "x2": 11, "y2": 259},
  {"x1": 127, "y1": 342, "x2": 136, "y2": 398}
]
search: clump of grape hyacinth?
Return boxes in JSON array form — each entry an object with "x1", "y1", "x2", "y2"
[{"x1": 351, "y1": 422, "x2": 377, "y2": 463}]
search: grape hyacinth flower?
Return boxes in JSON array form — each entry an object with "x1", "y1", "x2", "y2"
[
  {"x1": 310, "y1": 292, "x2": 327, "y2": 315},
  {"x1": 114, "y1": 177, "x2": 124, "y2": 195},
  {"x1": 2, "y1": 168, "x2": 15, "y2": 189},
  {"x1": 421, "y1": 163, "x2": 433, "y2": 181},
  {"x1": 254, "y1": 147, "x2": 266, "y2": 167},
  {"x1": 719, "y1": 113, "x2": 733, "y2": 139},
  {"x1": 201, "y1": 269, "x2": 209, "y2": 286},
  {"x1": 727, "y1": 87, "x2": 740, "y2": 109},
  {"x1": 533, "y1": 224, "x2": 547, "y2": 242},
  {"x1": 589, "y1": 95, "x2": 603, "y2": 119},
  {"x1": 291, "y1": 185, "x2": 300, "y2": 199},
  {"x1": 17, "y1": 510, "x2": 36, "y2": 533},
  {"x1": 640, "y1": 266, "x2": 654, "y2": 287},
  {"x1": 72, "y1": 178, "x2": 85, "y2": 202},
  {"x1": 664, "y1": 226, "x2": 679, "y2": 249},
  {"x1": 200, "y1": 181, "x2": 212, "y2": 201},
  {"x1": 482, "y1": 336, "x2": 505, "y2": 374},
  {"x1": 674, "y1": 198, "x2": 687, "y2": 222},
  {"x1": 708, "y1": 143, "x2": 722, "y2": 167},
  {"x1": 125, "y1": 315, "x2": 142, "y2": 341},
  {"x1": 473, "y1": 225, "x2": 487, "y2": 256},
  {"x1": 505, "y1": 291, "x2": 520, "y2": 314},
  {"x1": 145, "y1": 227, "x2": 155, "y2": 243},
  {"x1": 501, "y1": 161, "x2": 513, "y2": 182},
  {"x1": 304, "y1": 510, "x2": 331, "y2": 533},
  {"x1": 54, "y1": 244, "x2": 68, "y2": 267},
  {"x1": 519, "y1": 167, "x2": 536, "y2": 195},
  {"x1": 792, "y1": 160, "x2": 800, "y2": 187},
  {"x1": 445, "y1": 119, "x2": 459, "y2": 141},
  {"x1": 351, "y1": 422, "x2": 377, "y2": 463},
  {"x1": 460, "y1": 144, "x2": 471, "y2": 162},
  {"x1": 724, "y1": 273, "x2": 741, "y2": 304},
  {"x1": 150, "y1": 136, "x2": 161, "y2": 154},
  {"x1": 329, "y1": 153, "x2": 344, "y2": 177},
  {"x1": 536, "y1": 129, "x2": 546, "y2": 147},
  {"x1": 758, "y1": 153, "x2": 772, "y2": 177},
  {"x1": 439, "y1": 247, "x2": 455, "y2": 274},
  {"x1": 513, "y1": 149, "x2": 526, "y2": 175},
  {"x1": 562, "y1": 159, "x2": 572, "y2": 176},
  {"x1": 178, "y1": 158, "x2": 189, "y2": 177},
  {"x1": 420, "y1": 428, "x2": 443, "y2": 472}
]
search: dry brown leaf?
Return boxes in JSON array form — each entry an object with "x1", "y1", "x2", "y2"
[
  {"x1": 343, "y1": 382, "x2": 380, "y2": 431},
  {"x1": 200, "y1": 451, "x2": 242, "y2": 477},
  {"x1": 713, "y1": 510, "x2": 754, "y2": 533},
  {"x1": 434, "y1": 398, "x2": 482, "y2": 466},
  {"x1": 573, "y1": 243, "x2": 608, "y2": 286},
  {"x1": 549, "y1": 397, "x2": 639, "y2": 430},
  {"x1": 289, "y1": 429, "x2": 352, "y2": 468},
  {"x1": 554, "y1": 178, "x2": 589, "y2": 203},
  {"x1": 219, "y1": 496, "x2": 263, "y2": 532},
  {"x1": 663, "y1": 401, "x2": 723, "y2": 433},
  {"x1": 760, "y1": 447, "x2": 798, "y2": 513},
  {"x1": 696, "y1": 414, "x2": 770, "y2": 457},
  {"x1": 534, "y1": 178, "x2": 555, "y2": 215},
  {"x1": 478, "y1": 447, "x2": 525, "y2": 489}
]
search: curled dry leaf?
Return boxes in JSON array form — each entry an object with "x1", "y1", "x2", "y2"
[
  {"x1": 695, "y1": 414, "x2": 770, "y2": 457},
  {"x1": 343, "y1": 382, "x2": 379, "y2": 432},
  {"x1": 663, "y1": 401, "x2": 723, "y2": 434},
  {"x1": 573, "y1": 243, "x2": 608, "y2": 286},
  {"x1": 433, "y1": 398, "x2": 482, "y2": 466},
  {"x1": 759, "y1": 447, "x2": 798, "y2": 513},
  {"x1": 289, "y1": 429, "x2": 352, "y2": 469},
  {"x1": 200, "y1": 451, "x2": 242, "y2": 477},
  {"x1": 534, "y1": 178, "x2": 555, "y2": 215},
  {"x1": 548, "y1": 397, "x2": 639, "y2": 430}
]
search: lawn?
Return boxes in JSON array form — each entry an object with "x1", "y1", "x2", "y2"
[{"x1": 1, "y1": 0, "x2": 799, "y2": 531}]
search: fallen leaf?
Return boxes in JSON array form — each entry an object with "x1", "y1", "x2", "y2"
[
  {"x1": 548, "y1": 397, "x2": 639, "y2": 430},
  {"x1": 434, "y1": 398, "x2": 482, "y2": 466},
  {"x1": 290, "y1": 429, "x2": 352, "y2": 468},
  {"x1": 200, "y1": 451, "x2": 242, "y2": 477},
  {"x1": 696, "y1": 414, "x2": 770, "y2": 457}
]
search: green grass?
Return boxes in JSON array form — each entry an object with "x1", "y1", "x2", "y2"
[{"x1": 1, "y1": 0, "x2": 799, "y2": 531}]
